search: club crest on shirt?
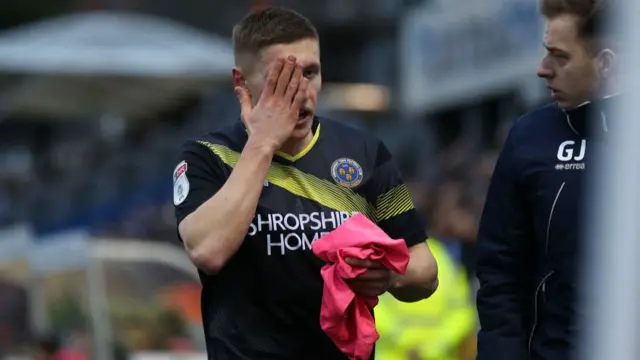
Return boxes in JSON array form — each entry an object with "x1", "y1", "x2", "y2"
[
  {"x1": 331, "y1": 158, "x2": 363, "y2": 188},
  {"x1": 173, "y1": 160, "x2": 190, "y2": 206}
]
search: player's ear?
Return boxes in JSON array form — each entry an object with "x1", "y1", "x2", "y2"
[
  {"x1": 232, "y1": 67, "x2": 253, "y2": 100},
  {"x1": 232, "y1": 67, "x2": 246, "y2": 88},
  {"x1": 597, "y1": 48, "x2": 617, "y2": 79}
]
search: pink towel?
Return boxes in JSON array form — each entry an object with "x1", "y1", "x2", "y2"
[
  {"x1": 312, "y1": 213, "x2": 410, "y2": 360},
  {"x1": 52, "y1": 349, "x2": 87, "y2": 360}
]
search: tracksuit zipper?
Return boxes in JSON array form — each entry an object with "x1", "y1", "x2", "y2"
[
  {"x1": 528, "y1": 182, "x2": 565, "y2": 354},
  {"x1": 528, "y1": 270, "x2": 555, "y2": 353}
]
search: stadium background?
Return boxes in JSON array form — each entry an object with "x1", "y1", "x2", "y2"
[{"x1": 0, "y1": 0, "x2": 552, "y2": 358}]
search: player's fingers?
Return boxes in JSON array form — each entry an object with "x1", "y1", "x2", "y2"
[
  {"x1": 348, "y1": 282, "x2": 386, "y2": 297},
  {"x1": 292, "y1": 78, "x2": 308, "y2": 108},
  {"x1": 356, "y1": 269, "x2": 390, "y2": 281},
  {"x1": 367, "y1": 261, "x2": 386, "y2": 269},
  {"x1": 234, "y1": 86, "x2": 252, "y2": 120},
  {"x1": 345, "y1": 257, "x2": 372, "y2": 267},
  {"x1": 345, "y1": 257, "x2": 367, "y2": 267},
  {"x1": 262, "y1": 58, "x2": 285, "y2": 97},
  {"x1": 345, "y1": 257, "x2": 385, "y2": 269},
  {"x1": 275, "y1": 56, "x2": 296, "y2": 97},
  {"x1": 284, "y1": 65, "x2": 303, "y2": 102}
]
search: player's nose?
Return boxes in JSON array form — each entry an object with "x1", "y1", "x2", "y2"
[{"x1": 537, "y1": 61, "x2": 553, "y2": 79}]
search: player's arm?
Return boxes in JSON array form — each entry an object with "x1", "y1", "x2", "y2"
[
  {"x1": 176, "y1": 139, "x2": 275, "y2": 274},
  {"x1": 372, "y1": 142, "x2": 438, "y2": 303},
  {"x1": 388, "y1": 243, "x2": 438, "y2": 302},
  {"x1": 176, "y1": 57, "x2": 307, "y2": 274},
  {"x1": 476, "y1": 125, "x2": 534, "y2": 360}
]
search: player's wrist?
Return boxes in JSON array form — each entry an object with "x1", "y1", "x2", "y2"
[{"x1": 245, "y1": 135, "x2": 279, "y2": 156}]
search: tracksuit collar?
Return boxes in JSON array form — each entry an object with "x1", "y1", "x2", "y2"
[{"x1": 562, "y1": 94, "x2": 620, "y2": 138}]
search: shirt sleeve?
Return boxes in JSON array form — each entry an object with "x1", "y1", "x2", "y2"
[
  {"x1": 371, "y1": 140, "x2": 426, "y2": 247},
  {"x1": 173, "y1": 141, "x2": 229, "y2": 234}
]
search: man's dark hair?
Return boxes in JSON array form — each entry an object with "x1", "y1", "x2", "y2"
[
  {"x1": 232, "y1": 7, "x2": 318, "y2": 69},
  {"x1": 539, "y1": 0, "x2": 617, "y2": 52}
]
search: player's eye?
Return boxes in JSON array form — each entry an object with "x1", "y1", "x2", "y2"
[
  {"x1": 550, "y1": 51, "x2": 568, "y2": 60},
  {"x1": 304, "y1": 65, "x2": 320, "y2": 78},
  {"x1": 545, "y1": 51, "x2": 568, "y2": 66}
]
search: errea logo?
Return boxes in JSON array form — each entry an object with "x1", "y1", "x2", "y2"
[{"x1": 555, "y1": 140, "x2": 586, "y2": 171}]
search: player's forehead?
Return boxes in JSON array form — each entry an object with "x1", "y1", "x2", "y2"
[
  {"x1": 258, "y1": 38, "x2": 320, "y2": 71},
  {"x1": 543, "y1": 14, "x2": 582, "y2": 53}
]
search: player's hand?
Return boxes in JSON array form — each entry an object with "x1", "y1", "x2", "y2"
[
  {"x1": 344, "y1": 257, "x2": 394, "y2": 297},
  {"x1": 235, "y1": 55, "x2": 308, "y2": 152}
]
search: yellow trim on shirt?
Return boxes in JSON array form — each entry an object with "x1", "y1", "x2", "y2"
[{"x1": 275, "y1": 124, "x2": 321, "y2": 162}]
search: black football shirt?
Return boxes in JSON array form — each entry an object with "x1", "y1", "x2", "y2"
[{"x1": 173, "y1": 117, "x2": 427, "y2": 360}]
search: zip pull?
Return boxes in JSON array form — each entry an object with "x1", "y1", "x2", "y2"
[{"x1": 542, "y1": 282, "x2": 547, "y2": 303}]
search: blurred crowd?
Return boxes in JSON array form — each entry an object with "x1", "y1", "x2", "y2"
[{"x1": 412, "y1": 120, "x2": 509, "y2": 279}]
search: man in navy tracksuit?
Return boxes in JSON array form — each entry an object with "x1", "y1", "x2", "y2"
[{"x1": 475, "y1": 0, "x2": 619, "y2": 359}]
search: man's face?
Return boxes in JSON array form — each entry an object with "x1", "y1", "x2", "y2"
[
  {"x1": 238, "y1": 38, "x2": 321, "y2": 141},
  {"x1": 537, "y1": 14, "x2": 601, "y2": 109}
]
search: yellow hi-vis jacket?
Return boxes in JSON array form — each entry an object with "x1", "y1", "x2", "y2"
[{"x1": 375, "y1": 239, "x2": 476, "y2": 360}]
